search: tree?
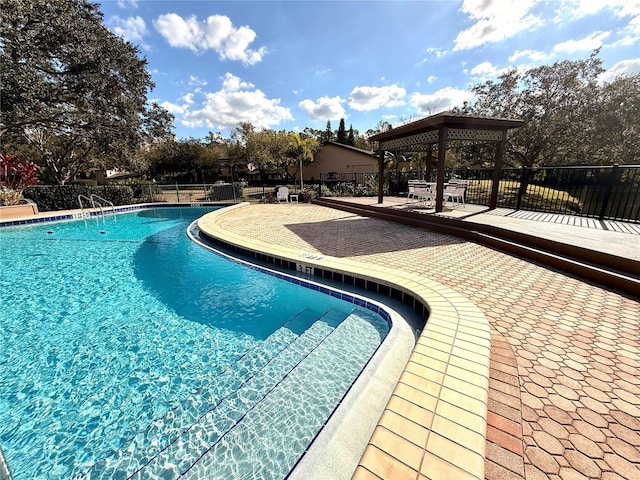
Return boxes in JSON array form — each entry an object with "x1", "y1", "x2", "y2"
[
  {"x1": 347, "y1": 125, "x2": 355, "y2": 146},
  {"x1": 455, "y1": 51, "x2": 639, "y2": 168},
  {"x1": 141, "y1": 103, "x2": 175, "y2": 146},
  {"x1": 146, "y1": 138, "x2": 219, "y2": 182},
  {"x1": 1, "y1": 0, "x2": 155, "y2": 183},
  {"x1": 231, "y1": 123, "x2": 273, "y2": 182},
  {"x1": 323, "y1": 121, "x2": 334, "y2": 142},
  {"x1": 336, "y1": 118, "x2": 347, "y2": 144},
  {"x1": 285, "y1": 133, "x2": 319, "y2": 187},
  {"x1": 593, "y1": 75, "x2": 640, "y2": 165}
]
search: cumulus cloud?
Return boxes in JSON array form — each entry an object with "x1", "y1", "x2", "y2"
[
  {"x1": 509, "y1": 49, "x2": 549, "y2": 63},
  {"x1": 168, "y1": 73, "x2": 293, "y2": 131},
  {"x1": 160, "y1": 93, "x2": 195, "y2": 116},
  {"x1": 349, "y1": 84, "x2": 406, "y2": 112},
  {"x1": 410, "y1": 87, "x2": 472, "y2": 115},
  {"x1": 553, "y1": 31, "x2": 611, "y2": 53},
  {"x1": 108, "y1": 15, "x2": 148, "y2": 46},
  {"x1": 153, "y1": 13, "x2": 266, "y2": 65},
  {"x1": 298, "y1": 96, "x2": 346, "y2": 120},
  {"x1": 469, "y1": 61, "x2": 503, "y2": 79},
  {"x1": 598, "y1": 58, "x2": 640, "y2": 83},
  {"x1": 454, "y1": 0, "x2": 542, "y2": 50}
]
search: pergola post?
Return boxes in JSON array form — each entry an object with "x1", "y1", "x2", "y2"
[
  {"x1": 489, "y1": 139, "x2": 505, "y2": 209},
  {"x1": 377, "y1": 149, "x2": 385, "y2": 204},
  {"x1": 435, "y1": 127, "x2": 447, "y2": 213}
]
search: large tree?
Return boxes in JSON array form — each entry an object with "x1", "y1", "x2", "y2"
[
  {"x1": 146, "y1": 138, "x2": 219, "y2": 182},
  {"x1": 1, "y1": 0, "x2": 156, "y2": 183},
  {"x1": 455, "y1": 51, "x2": 640, "y2": 168}
]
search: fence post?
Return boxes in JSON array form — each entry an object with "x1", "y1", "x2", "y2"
[
  {"x1": 175, "y1": 183, "x2": 180, "y2": 202},
  {"x1": 516, "y1": 167, "x2": 528, "y2": 210},
  {"x1": 598, "y1": 164, "x2": 619, "y2": 221}
]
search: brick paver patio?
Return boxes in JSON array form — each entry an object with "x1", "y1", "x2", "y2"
[{"x1": 206, "y1": 203, "x2": 640, "y2": 480}]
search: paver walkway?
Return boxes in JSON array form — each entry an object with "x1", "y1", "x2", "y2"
[{"x1": 210, "y1": 203, "x2": 640, "y2": 480}]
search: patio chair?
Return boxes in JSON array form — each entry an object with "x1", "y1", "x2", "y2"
[
  {"x1": 276, "y1": 186, "x2": 289, "y2": 203},
  {"x1": 407, "y1": 180, "x2": 428, "y2": 201},
  {"x1": 414, "y1": 185, "x2": 434, "y2": 207},
  {"x1": 444, "y1": 184, "x2": 466, "y2": 208}
]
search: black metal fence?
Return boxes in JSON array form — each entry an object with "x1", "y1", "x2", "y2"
[
  {"x1": 318, "y1": 165, "x2": 640, "y2": 223},
  {"x1": 21, "y1": 165, "x2": 640, "y2": 223}
]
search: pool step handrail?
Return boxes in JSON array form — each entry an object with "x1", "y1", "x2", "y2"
[
  {"x1": 77, "y1": 194, "x2": 92, "y2": 213},
  {"x1": 90, "y1": 194, "x2": 116, "y2": 218},
  {"x1": 77, "y1": 194, "x2": 116, "y2": 218},
  {"x1": 0, "y1": 444, "x2": 12, "y2": 480}
]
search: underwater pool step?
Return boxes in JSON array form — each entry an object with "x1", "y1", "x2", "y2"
[
  {"x1": 79, "y1": 309, "x2": 351, "y2": 479},
  {"x1": 127, "y1": 311, "x2": 348, "y2": 479},
  {"x1": 182, "y1": 309, "x2": 386, "y2": 479},
  {"x1": 75, "y1": 308, "x2": 321, "y2": 478}
]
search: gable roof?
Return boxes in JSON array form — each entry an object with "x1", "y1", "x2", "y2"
[{"x1": 320, "y1": 141, "x2": 377, "y2": 158}]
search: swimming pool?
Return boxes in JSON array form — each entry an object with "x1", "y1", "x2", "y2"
[{"x1": 0, "y1": 207, "x2": 389, "y2": 479}]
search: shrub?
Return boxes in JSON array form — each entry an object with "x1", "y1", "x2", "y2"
[
  {"x1": 0, "y1": 154, "x2": 39, "y2": 192},
  {"x1": 0, "y1": 189, "x2": 24, "y2": 206},
  {"x1": 300, "y1": 188, "x2": 316, "y2": 203},
  {"x1": 0, "y1": 154, "x2": 40, "y2": 204},
  {"x1": 22, "y1": 185, "x2": 134, "y2": 212}
]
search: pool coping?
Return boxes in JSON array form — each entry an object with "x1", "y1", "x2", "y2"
[{"x1": 197, "y1": 203, "x2": 492, "y2": 480}]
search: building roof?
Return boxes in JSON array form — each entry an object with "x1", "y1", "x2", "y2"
[{"x1": 321, "y1": 141, "x2": 377, "y2": 158}]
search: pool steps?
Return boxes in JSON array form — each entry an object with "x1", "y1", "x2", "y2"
[
  {"x1": 142, "y1": 312, "x2": 343, "y2": 478},
  {"x1": 182, "y1": 309, "x2": 385, "y2": 479},
  {"x1": 74, "y1": 307, "x2": 317, "y2": 476},
  {"x1": 76, "y1": 307, "x2": 383, "y2": 479}
]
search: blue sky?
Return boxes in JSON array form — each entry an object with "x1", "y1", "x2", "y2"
[{"x1": 98, "y1": 0, "x2": 640, "y2": 140}]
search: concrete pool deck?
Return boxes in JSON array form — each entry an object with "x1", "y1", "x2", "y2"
[{"x1": 197, "y1": 201, "x2": 640, "y2": 480}]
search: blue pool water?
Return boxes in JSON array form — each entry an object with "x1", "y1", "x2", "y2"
[{"x1": 0, "y1": 207, "x2": 389, "y2": 479}]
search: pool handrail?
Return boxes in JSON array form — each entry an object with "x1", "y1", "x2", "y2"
[
  {"x1": 0, "y1": 444, "x2": 12, "y2": 480},
  {"x1": 77, "y1": 194, "x2": 116, "y2": 219},
  {"x1": 90, "y1": 194, "x2": 116, "y2": 218}
]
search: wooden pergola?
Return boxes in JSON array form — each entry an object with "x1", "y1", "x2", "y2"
[{"x1": 369, "y1": 111, "x2": 524, "y2": 212}]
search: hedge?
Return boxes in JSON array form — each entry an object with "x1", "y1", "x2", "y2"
[{"x1": 23, "y1": 184, "x2": 135, "y2": 212}]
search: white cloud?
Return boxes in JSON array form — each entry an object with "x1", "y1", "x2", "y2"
[
  {"x1": 553, "y1": 31, "x2": 610, "y2": 53},
  {"x1": 109, "y1": 15, "x2": 148, "y2": 46},
  {"x1": 558, "y1": 0, "x2": 639, "y2": 18},
  {"x1": 349, "y1": 84, "x2": 406, "y2": 112},
  {"x1": 617, "y1": 1, "x2": 640, "y2": 17},
  {"x1": 454, "y1": 0, "x2": 542, "y2": 50},
  {"x1": 188, "y1": 76, "x2": 208, "y2": 87},
  {"x1": 470, "y1": 61, "x2": 501, "y2": 78},
  {"x1": 117, "y1": 0, "x2": 138, "y2": 8},
  {"x1": 172, "y1": 73, "x2": 292, "y2": 131},
  {"x1": 410, "y1": 87, "x2": 472, "y2": 115},
  {"x1": 160, "y1": 93, "x2": 194, "y2": 116},
  {"x1": 598, "y1": 58, "x2": 640, "y2": 83},
  {"x1": 509, "y1": 49, "x2": 549, "y2": 63},
  {"x1": 557, "y1": 0, "x2": 607, "y2": 18},
  {"x1": 427, "y1": 75, "x2": 438, "y2": 83},
  {"x1": 418, "y1": 47, "x2": 447, "y2": 64},
  {"x1": 153, "y1": 14, "x2": 266, "y2": 65},
  {"x1": 298, "y1": 96, "x2": 346, "y2": 120}
]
